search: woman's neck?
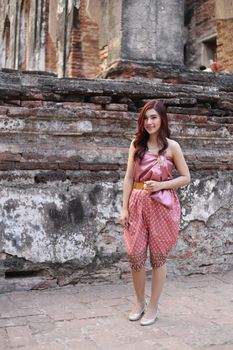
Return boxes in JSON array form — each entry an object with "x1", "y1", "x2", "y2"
[{"x1": 148, "y1": 134, "x2": 159, "y2": 146}]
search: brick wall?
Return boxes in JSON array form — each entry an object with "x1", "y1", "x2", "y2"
[
  {"x1": 216, "y1": 18, "x2": 233, "y2": 72},
  {"x1": 0, "y1": 67, "x2": 233, "y2": 291},
  {"x1": 185, "y1": 0, "x2": 216, "y2": 69}
]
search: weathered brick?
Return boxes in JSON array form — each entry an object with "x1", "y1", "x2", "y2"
[
  {"x1": 62, "y1": 102, "x2": 102, "y2": 110},
  {"x1": 0, "y1": 106, "x2": 8, "y2": 114},
  {"x1": 191, "y1": 161, "x2": 233, "y2": 170},
  {"x1": 167, "y1": 106, "x2": 210, "y2": 116},
  {"x1": 42, "y1": 101, "x2": 57, "y2": 107},
  {"x1": 14, "y1": 162, "x2": 59, "y2": 170},
  {"x1": 190, "y1": 115, "x2": 208, "y2": 123},
  {"x1": 34, "y1": 170, "x2": 67, "y2": 183},
  {"x1": 7, "y1": 100, "x2": 21, "y2": 106},
  {"x1": 90, "y1": 96, "x2": 112, "y2": 104},
  {"x1": 105, "y1": 103, "x2": 128, "y2": 112},
  {"x1": 21, "y1": 100, "x2": 43, "y2": 107},
  {"x1": 168, "y1": 114, "x2": 191, "y2": 122},
  {"x1": 22, "y1": 153, "x2": 44, "y2": 161},
  {"x1": 58, "y1": 162, "x2": 80, "y2": 170},
  {"x1": 69, "y1": 171, "x2": 119, "y2": 183},
  {"x1": 0, "y1": 162, "x2": 17, "y2": 170},
  {"x1": 227, "y1": 125, "x2": 233, "y2": 132},
  {"x1": 0, "y1": 152, "x2": 22, "y2": 161},
  {"x1": 33, "y1": 162, "x2": 60, "y2": 170},
  {"x1": 79, "y1": 162, "x2": 120, "y2": 171},
  {"x1": 7, "y1": 107, "x2": 32, "y2": 117}
]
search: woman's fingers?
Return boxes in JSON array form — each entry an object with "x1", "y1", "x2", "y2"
[
  {"x1": 144, "y1": 180, "x2": 154, "y2": 190},
  {"x1": 120, "y1": 218, "x2": 125, "y2": 226},
  {"x1": 144, "y1": 180, "x2": 161, "y2": 192},
  {"x1": 120, "y1": 209, "x2": 129, "y2": 227},
  {"x1": 120, "y1": 216, "x2": 128, "y2": 227},
  {"x1": 122, "y1": 219, "x2": 129, "y2": 228}
]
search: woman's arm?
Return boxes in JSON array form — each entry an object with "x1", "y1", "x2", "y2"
[
  {"x1": 120, "y1": 140, "x2": 135, "y2": 226},
  {"x1": 145, "y1": 140, "x2": 191, "y2": 192}
]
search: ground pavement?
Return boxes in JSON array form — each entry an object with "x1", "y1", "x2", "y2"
[{"x1": 0, "y1": 270, "x2": 233, "y2": 350}]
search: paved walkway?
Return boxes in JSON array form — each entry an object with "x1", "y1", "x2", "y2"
[{"x1": 0, "y1": 270, "x2": 233, "y2": 350}]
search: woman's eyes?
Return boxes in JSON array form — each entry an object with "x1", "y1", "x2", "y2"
[{"x1": 144, "y1": 116, "x2": 157, "y2": 120}]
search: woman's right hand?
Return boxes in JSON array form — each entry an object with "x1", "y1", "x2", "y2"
[{"x1": 120, "y1": 208, "x2": 129, "y2": 228}]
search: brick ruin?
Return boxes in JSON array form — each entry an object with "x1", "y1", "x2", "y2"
[
  {"x1": 1, "y1": 0, "x2": 233, "y2": 77},
  {"x1": 0, "y1": 1, "x2": 233, "y2": 291},
  {"x1": 0, "y1": 68, "x2": 232, "y2": 292}
]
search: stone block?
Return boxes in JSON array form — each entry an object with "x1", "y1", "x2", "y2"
[
  {"x1": 21, "y1": 100, "x2": 43, "y2": 107},
  {"x1": 0, "y1": 106, "x2": 8, "y2": 114},
  {"x1": 105, "y1": 103, "x2": 128, "y2": 111},
  {"x1": 90, "y1": 96, "x2": 112, "y2": 104},
  {"x1": 0, "y1": 152, "x2": 21, "y2": 161},
  {"x1": 6, "y1": 326, "x2": 34, "y2": 347},
  {"x1": 62, "y1": 102, "x2": 102, "y2": 110},
  {"x1": 7, "y1": 100, "x2": 21, "y2": 106},
  {"x1": 7, "y1": 107, "x2": 31, "y2": 117}
]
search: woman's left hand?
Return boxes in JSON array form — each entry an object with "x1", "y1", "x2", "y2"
[{"x1": 144, "y1": 180, "x2": 163, "y2": 192}]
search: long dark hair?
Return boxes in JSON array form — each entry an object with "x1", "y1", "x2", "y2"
[{"x1": 133, "y1": 100, "x2": 171, "y2": 161}]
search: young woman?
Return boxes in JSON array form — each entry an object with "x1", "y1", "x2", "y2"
[{"x1": 120, "y1": 100, "x2": 190, "y2": 326}]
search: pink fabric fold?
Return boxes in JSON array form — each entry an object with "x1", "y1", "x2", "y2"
[
  {"x1": 133, "y1": 153, "x2": 176, "y2": 208},
  {"x1": 150, "y1": 189, "x2": 173, "y2": 208}
]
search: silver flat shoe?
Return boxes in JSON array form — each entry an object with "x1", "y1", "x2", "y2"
[
  {"x1": 140, "y1": 308, "x2": 159, "y2": 326},
  {"x1": 128, "y1": 302, "x2": 146, "y2": 321}
]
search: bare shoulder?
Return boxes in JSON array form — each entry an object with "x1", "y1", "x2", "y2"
[
  {"x1": 167, "y1": 139, "x2": 181, "y2": 151},
  {"x1": 128, "y1": 138, "x2": 136, "y2": 158},
  {"x1": 166, "y1": 138, "x2": 182, "y2": 158},
  {"x1": 129, "y1": 137, "x2": 136, "y2": 150}
]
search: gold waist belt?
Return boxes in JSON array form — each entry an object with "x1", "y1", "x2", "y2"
[{"x1": 133, "y1": 182, "x2": 144, "y2": 190}]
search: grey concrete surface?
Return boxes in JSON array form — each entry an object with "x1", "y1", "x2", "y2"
[{"x1": 0, "y1": 270, "x2": 233, "y2": 350}]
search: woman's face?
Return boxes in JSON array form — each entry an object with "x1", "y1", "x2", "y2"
[{"x1": 144, "y1": 108, "x2": 161, "y2": 135}]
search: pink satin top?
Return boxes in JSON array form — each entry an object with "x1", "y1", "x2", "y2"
[{"x1": 133, "y1": 152, "x2": 178, "y2": 208}]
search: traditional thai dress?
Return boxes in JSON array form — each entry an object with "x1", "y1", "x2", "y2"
[{"x1": 124, "y1": 152, "x2": 181, "y2": 270}]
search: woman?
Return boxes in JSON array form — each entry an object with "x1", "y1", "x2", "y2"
[{"x1": 120, "y1": 100, "x2": 191, "y2": 326}]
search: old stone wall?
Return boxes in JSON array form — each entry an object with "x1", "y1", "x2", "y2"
[{"x1": 0, "y1": 68, "x2": 233, "y2": 291}]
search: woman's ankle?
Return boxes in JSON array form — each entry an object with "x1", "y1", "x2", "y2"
[
  {"x1": 147, "y1": 301, "x2": 158, "y2": 310},
  {"x1": 136, "y1": 298, "x2": 146, "y2": 306}
]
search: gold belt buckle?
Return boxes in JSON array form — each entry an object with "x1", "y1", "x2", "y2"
[{"x1": 133, "y1": 182, "x2": 144, "y2": 190}]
